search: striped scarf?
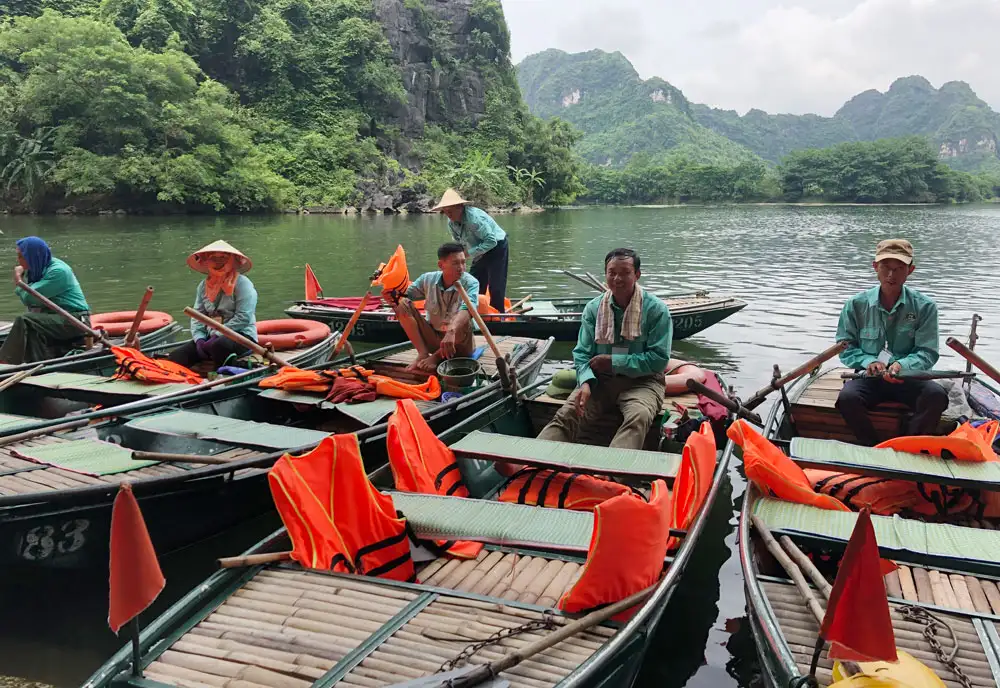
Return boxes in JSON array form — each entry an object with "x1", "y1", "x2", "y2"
[{"x1": 595, "y1": 284, "x2": 644, "y2": 345}]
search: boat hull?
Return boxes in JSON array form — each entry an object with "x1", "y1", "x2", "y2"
[{"x1": 285, "y1": 299, "x2": 747, "y2": 343}]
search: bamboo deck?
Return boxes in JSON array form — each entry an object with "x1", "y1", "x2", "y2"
[
  {"x1": 761, "y1": 579, "x2": 997, "y2": 688},
  {"x1": 0, "y1": 431, "x2": 265, "y2": 496},
  {"x1": 884, "y1": 563, "x2": 1000, "y2": 616},
  {"x1": 791, "y1": 367, "x2": 910, "y2": 443},
  {"x1": 145, "y1": 562, "x2": 612, "y2": 688}
]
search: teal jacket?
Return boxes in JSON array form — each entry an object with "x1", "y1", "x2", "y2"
[
  {"x1": 191, "y1": 274, "x2": 258, "y2": 342},
  {"x1": 574, "y1": 290, "x2": 673, "y2": 386},
  {"x1": 405, "y1": 271, "x2": 479, "y2": 332},
  {"x1": 836, "y1": 285, "x2": 939, "y2": 371},
  {"x1": 447, "y1": 206, "x2": 507, "y2": 263},
  {"x1": 16, "y1": 257, "x2": 90, "y2": 313}
]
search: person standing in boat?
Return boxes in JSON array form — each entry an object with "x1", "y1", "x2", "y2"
[
  {"x1": 168, "y1": 240, "x2": 258, "y2": 369},
  {"x1": 383, "y1": 242, "x2": 477, "y2": 373},
  {"x1": 0, "y1": 236, "x2": 91, "y2": 364},
  {"x1": 537, "y1": 248, "x2": 672, "y2": 449},
  {"x1": 433, "y1": 188, "x2": 509, "y2": 313},
  {"x1": 835, "y1": 239, "x2": 948, "y2": 446}
]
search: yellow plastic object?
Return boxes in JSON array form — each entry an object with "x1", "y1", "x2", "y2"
[{"x1": 829, "y1": 650, "x2": 945, "y2": 687}]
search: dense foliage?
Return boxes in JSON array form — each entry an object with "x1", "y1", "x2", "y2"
[
  {"x1": 518, "y1": 49, "x2": 1000, "y2": 175},
  {"x1": 0, "y1": 0, "x2": 584, "y2": 212},
  {"x1": 578, "y1": 138, "x2": 998, "y2": 205}
]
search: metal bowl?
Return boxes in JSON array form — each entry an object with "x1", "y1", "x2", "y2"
[{"x1": 436, "y1": 357, "x2": 482, "y2": 390}]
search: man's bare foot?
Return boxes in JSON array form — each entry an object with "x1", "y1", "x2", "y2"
[{"x1": 416, "y1": 354, "x2": 440, "y2": 373}]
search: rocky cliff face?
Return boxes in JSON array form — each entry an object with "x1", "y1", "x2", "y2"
[{"x1": 374, "y1": 0, "x2": 487, "y2": 137}]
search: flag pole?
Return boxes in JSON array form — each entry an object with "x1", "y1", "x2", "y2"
[{"x1": 130, "y1": 618, "x2": 143, "y2": 677}]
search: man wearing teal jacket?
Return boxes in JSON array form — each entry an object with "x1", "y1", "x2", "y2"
[
  {"x1": 538, "y1": 248, "x2": 673, "y2": 450},
  {"x1": 835, "y1": 239, "x2": 948, "y2": 446},
  {"x1": 433, "y1": 188, "x2": 509, "y2": 312}
]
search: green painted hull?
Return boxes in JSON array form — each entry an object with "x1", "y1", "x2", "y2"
[{"x1": 286, "y1": 295, "x2": 747, "y2": 343}]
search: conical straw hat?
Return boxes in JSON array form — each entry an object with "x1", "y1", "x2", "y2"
[
  {"x1": 431, "y1": 188, "x2": 470, "y2": 212},
  {"x1": 187, "y1": 240, "x2": 252, "y2": 274}
]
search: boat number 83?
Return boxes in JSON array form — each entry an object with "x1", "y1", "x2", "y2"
[{"x1": 19, "y1": 519, "x2": 90, "y2": 561}]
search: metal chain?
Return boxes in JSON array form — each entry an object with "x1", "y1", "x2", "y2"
[
  {"x1": 897, "y1": 604, "x2": 974, "y2": 688},
  {"x1": 437, "y1": 612, "x2": 559, "y2": 673}
]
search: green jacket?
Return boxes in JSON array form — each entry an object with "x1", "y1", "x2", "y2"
[
  {"x1": 16, "y1": 257, "x2": 90, "y2": 314},
  {"x1": 574, "y1": 290, "x2": 673, "y2": 386},
  {"x1": 836, "y1": 285, "x2": 939, "y2": 371}
]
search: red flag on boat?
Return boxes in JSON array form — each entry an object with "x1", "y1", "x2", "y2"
[
  {"x1": 819, "y1": 506, "x2": 897, "y2": 663},
  {"x1": 305, "y1": 264, "x2": 323, "y2": 301},
  {"x1": 108, "y1": 483, "x2": 165, "y2": 634}
]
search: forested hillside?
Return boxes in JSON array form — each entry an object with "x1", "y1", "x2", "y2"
[{"x1": 0, "y1": 0, "x2": 584, "y2": 213}]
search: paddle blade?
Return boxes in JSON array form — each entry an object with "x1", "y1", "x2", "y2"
[
  {"x1": 820, "y1": 506, "x2": 897, "y2": 663},
  {"x1": 108, "y1": 483, "x2": 165, "y2": 634},
  {"x1": 305, "y1": 264, "x2": 323, "y2": 301}
]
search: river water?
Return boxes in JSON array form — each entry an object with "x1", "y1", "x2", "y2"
[{"x1": 1, "y1": 204, "x2": 999, "y2": 687}]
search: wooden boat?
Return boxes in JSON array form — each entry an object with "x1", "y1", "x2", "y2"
[
  {"x1": 0, "y1": 311, "x2": 182, "y2": 376},
  {"x1": 83, "y1": 365, "x2": 734, "y2": 688},
  {"x1": 0, "y1": 322, "x2": 343, "y2": 426},
  {"x1": 286, "y1": 290, "x2": 747, "y2": 343},
  {"x1": 740, "y1": 365, "x2": 1000, "y2": 688},
  {"x1": 0, "y1": 335, "x2": 552, "y2": 571}
]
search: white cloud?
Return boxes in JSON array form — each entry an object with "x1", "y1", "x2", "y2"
[{"x1": 502, "y1": 0, "x2": 1000, "y2": 115}]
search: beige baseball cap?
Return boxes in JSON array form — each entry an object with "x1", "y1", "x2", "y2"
[{"x1": 874, "y1": 239, "x2": 913, "y2": 265}]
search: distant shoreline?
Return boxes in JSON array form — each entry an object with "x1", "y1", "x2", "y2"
[{"x1": 557, "y1": 200, "x2": 999, "y2": 210}]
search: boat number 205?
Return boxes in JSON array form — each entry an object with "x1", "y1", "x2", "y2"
[
  {"x1": 675, "y1": 315, "x2": 703, "y2": 331},
  {"x1": 19, "y1": 519, "x2": 90, "y2": 561}
]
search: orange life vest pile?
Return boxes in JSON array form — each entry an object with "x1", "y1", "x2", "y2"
[
  {"x1": 259, "y1": 366, "x2": 441, "y2": 402},
  {"x1": 269, "y1": 434, "x2": 415, "y2": 581},
  {"x1": 111, "y1": 346, "x2": 204, "y2": 385},
  {"x1": 386, "y1": 399, "x2": 482, "y2": 559}
]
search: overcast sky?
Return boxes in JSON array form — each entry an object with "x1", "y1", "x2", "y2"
[{"x1": 501, "y1": 0, "x2": 1000, "y2": 116}]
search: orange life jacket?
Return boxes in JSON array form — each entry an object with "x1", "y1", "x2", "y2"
[
  {"x1": 268, "y1": 434, "x2": 415, "y2": 581},
  {"x1": 668, "y1": 421, "x2": 717, "y2": 550},
  {"x1": 558, "y1": 480, "x2": 672, "y2": 620},
  {"x1": 805, "y1": 468, "x2": 978, "y2": 518},
  {"x1": 375, "y1": 245, "x2": 411, "y2": 296},
  {"x1": 727, "y1": 419, "x2": 850, "y2": 512},
  {"x1": 386, "y1": 399, "x2": 483, "y2": 560},
  {"x1": 877, "y1": 422, "x2": 999, "y2": 463},
  {"x1": 259, "y1": 366, "x2": 441, "y2": 401},
  {"x1": 497, "y1": 468, "x2": 632, "y2": 511},
  {"x1": 111, "y1": 346, "x2": 203, "y2": 385}
]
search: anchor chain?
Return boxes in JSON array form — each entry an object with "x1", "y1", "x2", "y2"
[
  {"x1": 897, "y1": 604, "x2": 973, "y2": 688},
  {"x1": 437, "y1": 612, "x2": 559, "y2": 673}
]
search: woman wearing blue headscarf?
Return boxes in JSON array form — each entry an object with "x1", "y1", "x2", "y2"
[{"x1": 0, "y1": 237, "x2": 91, "y2": 363}]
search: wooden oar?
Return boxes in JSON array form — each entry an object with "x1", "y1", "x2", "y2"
[
  {"x1": 562, "y1": 270, "x2": 605, "y2": 293},
  {"x1": 508, "y1": 294, "x2": 532, "y2": 312},
  {"x1": 16, "y1": 279, "x2": 110, "y2": 347},
  {"x1": 744, "y1": 341, "x2": 849, "y2": 410},
  {"x1": 184, "y1": 307, "x2": 288, "y2": 368},
  {"x1": 686, "y1": 379, "x2": 763, "y2": 425},
  {"x1": 966, "y1": 314, "x2": 983, "y2": 374},
  {"x1": 0, "y1": 365, "x2": 266, "y2": 448},
  {"x1": 841, "y1": 370, "x2": 975, "y2": 381},
  {"x1": 132, "y1": 451, "x2": 234, "y2": 465},
  {"x1": 219, "y1": 551, "x2": 293, "y2": 569},
  {"x1": 331, "y1": 266, "x2": 385, "y2": 360},
  {"x1": 454, "y1": 281, "x2": 511, "y2": 389},
  {"x1": 584, "y1": 271, "x2": 608, "y2": 292},
  {"x1": 0, "y1": 363, "x2": 44, "y2": 394},
  {"x1": 947, "y1": 337, "x2": 1000, "y2": 387},
  {"x1": 123, "y1": 286, "x2": 154, "y2": 349},
  {"x1": 445, "y1": 583, "x2": 658, "y2": 687}
]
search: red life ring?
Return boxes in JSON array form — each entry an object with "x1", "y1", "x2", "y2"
[
  {"x1": 91, "y1": 311, "x2": 174, "y2": 337},
  {"x1": 257, "y1": 319, "x2": 331, "y2": 351}
]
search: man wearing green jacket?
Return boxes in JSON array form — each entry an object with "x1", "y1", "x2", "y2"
[
  {"x1": 835, "y1": 238, "x2": 948, "y2": 446},
  {"x1": 538, "y1": 248, "x2": 673, "y2": 450}
]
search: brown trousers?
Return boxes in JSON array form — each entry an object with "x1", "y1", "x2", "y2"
[{"x1": 538, "y1": 374, "x2": 665, "y2": 450}]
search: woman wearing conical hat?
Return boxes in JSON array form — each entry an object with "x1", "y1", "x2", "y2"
[
  {"x1": 433, "y1": 188, "x2": 509, "y2": 313},
  {"x1": 168, "y1": 240, "x2": 258, "y2": 368}
]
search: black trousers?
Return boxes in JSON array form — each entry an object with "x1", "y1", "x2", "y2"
[
  {"x1": 470, "y1": 238, "x2": 509, "y2": 312},
  {"x1": 835, "y1": 377, "x2": 949, "y2": 446},
  {"x1": 168, "y1": 338, "x2": 246, "y2": 368}
]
